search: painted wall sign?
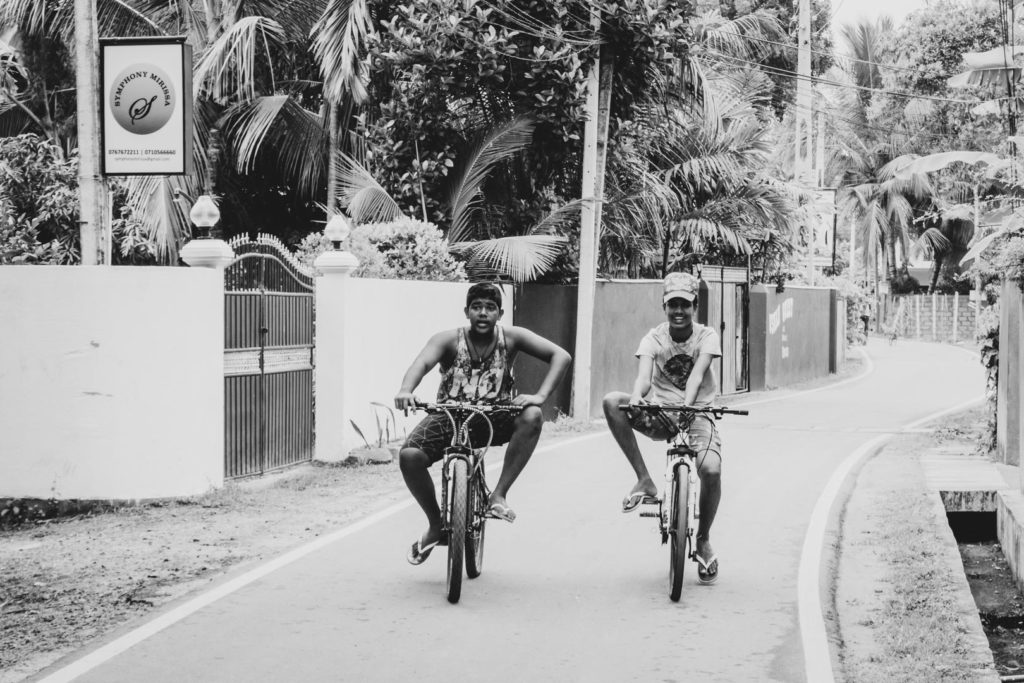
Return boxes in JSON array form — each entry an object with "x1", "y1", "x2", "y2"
[{"x1": 100, "y1": 37, "x2": 193, "y2": 175}]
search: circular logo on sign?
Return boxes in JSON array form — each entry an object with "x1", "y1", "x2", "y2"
[{"x1": 109, "y1": 64, "x2": 175, "y2": 135}]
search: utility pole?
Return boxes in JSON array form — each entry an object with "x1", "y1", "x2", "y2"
[
  {"x1": 572, "y1": 10, "x2": 612, "y2": 419},
  {"x1": 74, "y1": 0, "x2": 110, "y2": 265},
  {"x1": 796, "y1": 0, "x2": 813, "y2": 284}
]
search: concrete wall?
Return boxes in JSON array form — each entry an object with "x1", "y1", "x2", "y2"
[
  {"x1": 513, "y1": 284, "x2": 577, "y2": 420},
  {"x1": 591, "y1": 281, "x2": 665, "y2": 417},
  {"x1": 998, "y1": 281, "x2": 1023, "y2": 468},
  {"x1": 886, "y1": 293, "x2": 976, "y2": 343},
  {"x1": 0, "y1": 266, "x2": 224, "y2": 499},
  {"x1": 748, "y1": 285, "x2": 833, "y2": 390},
  {"x1": 314, "y1": 277, "x2": 513, "y2": 460},
  {"x1": 514, "y1": 281, "x2": 666, "y2": 419}
]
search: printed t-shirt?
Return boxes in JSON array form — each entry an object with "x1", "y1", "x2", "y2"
[{"x1": 636, "y1": 322, "x2": 721, "y2": 406}]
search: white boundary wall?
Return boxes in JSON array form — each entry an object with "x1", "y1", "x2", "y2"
[
  {"x1": 0, "y1": 266, "x2": 224, "y2": 499},
  {"x1": 315, "y1": 277, "x2": 513, "y2": 461}
]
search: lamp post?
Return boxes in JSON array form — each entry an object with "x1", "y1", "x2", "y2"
[{"x1": 179, "y1": 195, "x2": 234, "y2": 269}]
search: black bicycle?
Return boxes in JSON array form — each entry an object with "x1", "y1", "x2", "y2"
[
  {"x1": 621, "y1": 403, "x2": 748, "y2": 601},
  {"x1": 412, "y1": 401, "x2": 522, "y2": 604}
]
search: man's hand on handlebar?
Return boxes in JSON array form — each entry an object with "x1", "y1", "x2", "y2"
[
  {"x1": 394, "y1": 391, "x2": 418, "y2": 415},
  {"x1": 511, "y1": 393, "x2": 545, "y2": 407}
]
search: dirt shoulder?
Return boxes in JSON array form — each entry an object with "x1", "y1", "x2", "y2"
[{"x1": 830, "y1": 405, "x2": 1000, "y2": 682}]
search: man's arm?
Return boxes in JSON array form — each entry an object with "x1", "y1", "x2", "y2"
[
  {"x1": 394, "y1": 330, "x2": 453, "y2": 411},
  {"x1": 683, "y1": 351, "x2": 716, "y2": 405},
  {"x1": 630, "y1": 355, "x2": 654, "y2": 404},
  {"x1": 505, "y1": 326, "x2": 572, "y2": 407}
]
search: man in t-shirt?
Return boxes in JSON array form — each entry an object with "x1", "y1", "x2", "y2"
[{"x1": 602, "y1": 272, "x2": 724, "y2": 584}]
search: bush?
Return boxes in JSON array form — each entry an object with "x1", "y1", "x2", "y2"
[
  {"x1": 0, "y1": 134, "x2": 79, "y2": 264},
  {"x1": 295, "y1": 217, "x2": 466, "y2": 281}
]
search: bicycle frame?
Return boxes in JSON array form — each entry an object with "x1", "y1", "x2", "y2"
[
  {"x1": 623, "y1": 403, "x2": 747, "y2": 601},
  {"x1": 412, "y1": 401, "x2": 521, "y2": 603}
]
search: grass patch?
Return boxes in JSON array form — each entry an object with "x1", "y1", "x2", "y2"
[{"x1": 543, "y1": 411, "x2": 604, "y2": 437}]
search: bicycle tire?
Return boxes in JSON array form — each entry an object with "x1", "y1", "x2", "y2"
[
  {"x1": 446, "y1": 458, "x2": 468, "y2": 604},
  {"x1": 465, "y1": 475, "x2": 486, "y2": 579},
  {"x1": 669, "y1": 469, "x2": 690, "y2": 602}
]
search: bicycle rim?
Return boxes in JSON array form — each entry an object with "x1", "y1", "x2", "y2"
[
  {"x1": 466, "y1": 476, "x2": 486, "y2": 578},
  {"x1": 669, "y1": 472, "x2": 690, "y2": 602},
  {"x1": 446, "y1": 458, "x2": 468, "y2": 604}
]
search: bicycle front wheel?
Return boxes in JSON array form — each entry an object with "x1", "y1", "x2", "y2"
[
  {"x1": 669, "y1": 470, "x2": 691, "y2": 602},
  {"x1": 465, "y1": 476, "x2": 486, "y2": 579},
  {"x1": 446, "y1": 458, "x2": 468, "y2": 604}
]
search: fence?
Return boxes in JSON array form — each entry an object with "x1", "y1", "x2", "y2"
[{"x1": 882, "y1": 293, "x2": 978, "y2": 343}]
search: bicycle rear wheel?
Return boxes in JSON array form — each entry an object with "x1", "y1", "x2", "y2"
[
  {"x1": 465, "y1": 475, "x2": 487, "y2": 578},
  {"x1": 669, "y1": 470, "x2": 691, "y2": 602},
  {"x1": 446, "y1": 458, "x2": 468, "y2": 604}
]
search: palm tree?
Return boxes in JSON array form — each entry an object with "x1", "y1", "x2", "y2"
[{"x1": 604, "y1": 61, "x2": 800, "y2": 278}]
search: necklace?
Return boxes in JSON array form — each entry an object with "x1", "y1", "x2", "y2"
[{"x1": 467, "y1": 330, "x2": 496, "y2": 363}]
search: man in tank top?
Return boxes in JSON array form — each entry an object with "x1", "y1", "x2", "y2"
[
  {"x1": 395, "y1": 282, "x2": 571, "y2": 565},
  {"x1": 602, "y1": 272, "x2": 725, "y2": 585}
]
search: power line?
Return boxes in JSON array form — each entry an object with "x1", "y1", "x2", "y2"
[
  {"x1": 705, "y1": 49, "x2": 1006, "y2": 105},
  {"x1": 734, "y1": 32, "x2": 924, "y2": 75}
]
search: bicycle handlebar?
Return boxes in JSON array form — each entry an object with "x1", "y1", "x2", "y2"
[
  {"x1": 619, "y1": 403, "x2": 748, "y2": 417},
  {"x1": 410, "y1": 401, "x2": 525, "y2": 414}
]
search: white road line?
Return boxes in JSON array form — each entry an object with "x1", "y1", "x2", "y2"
[
  {"x1": 797, "y1": 393, "x2": 985, "y2": 683},
  {"x1": 38, "y1": 431, "x2": 607, "y2": 683}
]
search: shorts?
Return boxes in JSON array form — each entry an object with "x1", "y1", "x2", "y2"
[
  {"x1": 403, "y1": 409, "x2": 518, "y2": 463},
  {"x1": 627, "y1": 409, "x2": 722, "y2": 458}
]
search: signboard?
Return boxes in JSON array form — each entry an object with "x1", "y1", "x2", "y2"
[
  {"x1": 811, "y1": 187, "x2": 837, "y2": 253},
  {"x1": 101, "y1": 37, "x2": 192, "y2": 175}
]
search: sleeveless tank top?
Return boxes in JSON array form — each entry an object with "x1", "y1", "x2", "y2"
[{"x1": 438, "y1": 326, "x2": 514, "y2": 402}]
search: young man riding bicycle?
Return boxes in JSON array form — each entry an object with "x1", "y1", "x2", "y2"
[
  {"x1": 394, "y1": 282, "x2": 571, "y2": 566},
  {"x1": 602, "y1": 272, "x2": 724, "y2": 585}
]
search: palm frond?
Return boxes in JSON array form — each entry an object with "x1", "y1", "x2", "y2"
[
  {"x1": 123, "y1": 174, "x2": 199, "y2": 263},
  {"x1": 337, "y1": 152, "x2": 404, "y2": 223},
  {"x1": 448, "y1": 117, "x2": 534, "y2": 243},
  {"x1": 220, "y1": 95, "x2": 329, "y2": 199},
  {"x1": 452, "y1": 235, "x2": 565, "y2": 283},
  {"x1": 193, "y1": 16, "x2": 285, "y2": 103},
  {"x1": 312, "y1": 0, "x2": 373, "y2": 104},
  {"x1": 912, "y1": 227, "x2": 951, "y2": 259}
]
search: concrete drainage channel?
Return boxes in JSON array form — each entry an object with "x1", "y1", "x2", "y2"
[{"x1": 945, "y1": 490, "x2": 1024, "y2": 682}]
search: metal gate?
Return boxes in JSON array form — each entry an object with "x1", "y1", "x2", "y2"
[
  {"x1": 223, "y1": 234, "x2": 315, "y2": 479},
  {"x1": 696, "y1": 264, "x2": 749, "y2": 395}
]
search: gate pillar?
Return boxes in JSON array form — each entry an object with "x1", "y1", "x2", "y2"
[{"x1": 314, "y1": 246, "x2": 360, "y2": 463}]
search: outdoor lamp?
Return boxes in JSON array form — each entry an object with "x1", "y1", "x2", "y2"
[
  {"x1": 190, "y1": 194, "x2": 221, "y2": 239},
  {"x1": 324, "y1": 212, "x2": 353, "y2": 249}
]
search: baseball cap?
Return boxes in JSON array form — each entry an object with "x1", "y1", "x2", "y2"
[{"x1": 663, "y1": 272, "x2": 699, "y2": 303}]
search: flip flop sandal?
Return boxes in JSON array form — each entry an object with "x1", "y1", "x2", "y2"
[
  {"x1": 696, "y1": 553, "x2": 719, "y2": 585},
  {"x1": 622, "y1": 490, "x2": 657, "y2": 513},
  {"x1": 487, "y1": 502, "x2": 516, "y2": 523},
  {"x1": 407, "y1": 538, "x2": 439, "y2": 566}
]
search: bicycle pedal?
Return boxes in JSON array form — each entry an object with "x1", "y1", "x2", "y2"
[{"x1": 639, "y1": 511, "x2": 660, "y2": 518}]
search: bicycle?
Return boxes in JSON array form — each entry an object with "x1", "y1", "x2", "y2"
[
  {"x1": 620, "y1": 403, "x2": 748, "y2": 602},
  {"x1": 410, "y1": 400, "x2": 523, "y2": 604}
]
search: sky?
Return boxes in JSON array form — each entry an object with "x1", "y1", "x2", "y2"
[{"x1": 831, "y1": 0, "x2": 930, "y2": 31}]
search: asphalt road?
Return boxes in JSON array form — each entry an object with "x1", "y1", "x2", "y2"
[{"x1": 40, "y1": 339, "x2": 984, "y2": 683}]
